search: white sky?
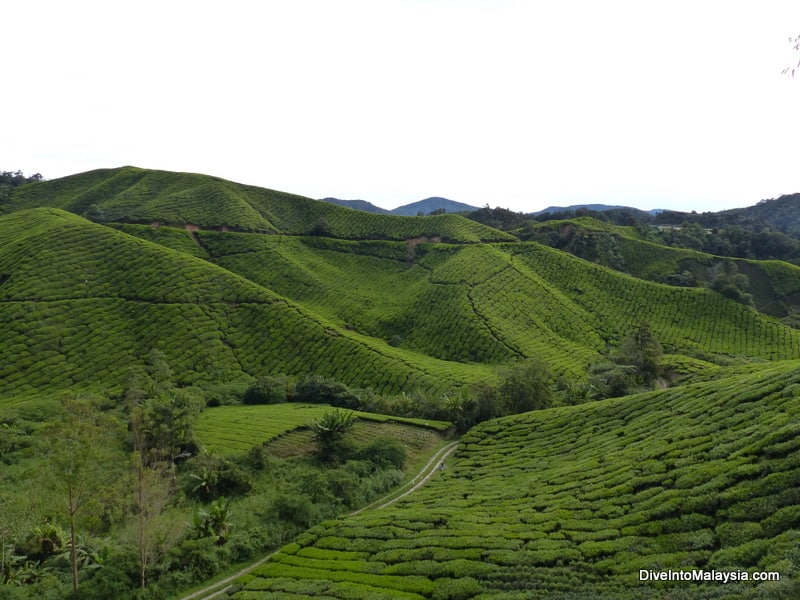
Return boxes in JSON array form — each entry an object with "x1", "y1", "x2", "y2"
[{"x1": 3, "y1": 0, "x2": 800, "y2": 213}]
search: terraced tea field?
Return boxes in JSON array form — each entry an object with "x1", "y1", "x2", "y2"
[
  {"x1": 0, "y1": 209, "x2": 499, "y2": 401},
  {"x1": 196, "y1": 403, "x2": 451, "y2": 456},
  {"x1": 4, "y1": 168, "x2": 800, "y2": 406},
  {"x1": 234, "y1": 361, "x2": 800, "y2": 599},
  {"x1": 8, "y1": 166, "x2": 514, "y2": 242}
]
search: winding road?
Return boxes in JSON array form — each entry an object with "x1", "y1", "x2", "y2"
[{"x1": 179, "y1": 441, "x2": 459, "y2": 600}]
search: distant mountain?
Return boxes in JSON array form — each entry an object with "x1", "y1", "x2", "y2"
[
  {"x1": 319, "y1": 198, "x2": 389, "y2": 214},
  {"x1": 535, "y1": 203, "x2": 651, "y2": 215},
  {"x1": 389, "y1": 197, "x2": 480, "y2": 216},
  {"x1": 321, "y1": 196, "x2": 480, "y2": 217},
  {"x1": 654, "y1": 193, "x2": 800, "y2": 237}
]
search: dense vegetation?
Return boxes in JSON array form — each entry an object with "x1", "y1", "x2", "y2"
[
  {"x1": 236, "y1": 362, "x2": 800, "y2": 599},
  {"x1": 473, "y1": 196, "x2": 800, "y2": 263},
  {"x1": 0, "y1": 171, "x2": 43, "y2": 206},
  {"x1": 0, "y1": 359, "x2": 453, "y2": 599},
  {"x1": 4, "y1": 167, "x2": 513, "y2": 242},
  {"x1": 2, "y1": 166, "x2": 800, "y2": 599}
]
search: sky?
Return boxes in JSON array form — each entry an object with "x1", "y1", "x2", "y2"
[{"x1": 3, "y1": 0, "x2": 800, "y2": 213}]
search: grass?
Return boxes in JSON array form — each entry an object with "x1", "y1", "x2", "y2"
[{"x1": 235, "y1": 361, "x2": 800, "y2": 599}]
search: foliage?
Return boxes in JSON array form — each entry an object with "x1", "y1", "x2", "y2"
[
  {"x1": 783, "y1": 34, "x2": 800, "y2": 77},
  {"x1": 710, "y1": 260, "x2": 753, "y2": 306},
  {"x1": 497, "y1": 359, "x2": 553, "y2": 413},
  {"x1": 129, "y1": 391, "x2": 202, "y2": 464},
  {"x1": 293, "y1": 375, "x2": 360, "y2": 408},
  {"x1": 191, "y1": 498, "x2": 232, "y2": 545},
  {"x1": 310, "y1": 409, "x2": 357, "y2": 462},
  {"x1": 238, "y1": 362, "x2": 800, "y2": 599},
  {"x1": 7, "y1": 164, "x2": 800, "y2": 599},
  {"x1": 39, "y1": 395, "x2": 126, "y2": 592},
  {"x1": 357, "y1": 437, "x2": 408, "y2": 470},
  {"x1": 5, "y1": 166, "x2": 515, "y2": 242},
  {"x1": 242, "y1": 375, "x2": 293, "y2": 405},
  {"x1": 614, "y1": 321, "x2": 663, "y2": 383},
  {"x1": 182, "y1": 452, "x2": 253, "y2": 500},
  {"x1": 0, "y1": 171, "x2": 42, "y2": 209}
]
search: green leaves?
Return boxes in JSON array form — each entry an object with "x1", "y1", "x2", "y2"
[
  {"x1": 240, "y1": 362, "x2": 800, "y2": 598},
  {"x1": 310, "y1": 409, "x2": 356, "y2": 462}
]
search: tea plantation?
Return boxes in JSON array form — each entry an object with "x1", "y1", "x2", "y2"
[
  {"x1": 3, "y1": 167, "x2": 800, "y2": 599},
  {"x1": 234, "y1": 362, "x2": 800, "y2": 599},
  {"x1": 196, "y1": 403, "x2": 451, "y2": 457}
]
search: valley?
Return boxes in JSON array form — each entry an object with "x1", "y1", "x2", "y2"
[{"x1": 1, "y1": 167, "x2": 800, "y2": 598}]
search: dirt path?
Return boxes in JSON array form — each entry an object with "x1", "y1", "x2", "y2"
[{"x1": 179, "y1": 441, "x2": 459, "y2": 600}]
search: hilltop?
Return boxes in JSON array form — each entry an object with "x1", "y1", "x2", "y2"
[
  {"x1": 654, "y1": 193, "x2": 800, "y2": 236},
  {"x1": 321, "y1": 196, "x2": 480, "y2": 216},
  {"x1": 5, "y1": 167, "x2": 508, "y2": 242}
]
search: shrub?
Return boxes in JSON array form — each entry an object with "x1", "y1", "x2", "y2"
[
  {"x1": 497, "y1": 359, "x2": 553, "y2": 414},
  {"x1": 432, "y1": 577, "x2": 483, "y2": 600},
  {"x1": 358, "y1": 437, "x2": 407, "y2": 470},
  {"x1": 182, "y1": 453, "x2": 253, "y2": 500},
  {"x1": 242, "y1": 375, "x2": 292, "y2": 405},
  {"x1": 271, "y1": 494, "x2": 316, "y2": 528},
  {"x1": 167, "y1": 536, "x2": 227, "y2": 582},
  {"x1": 293, "y1": 375, "x2": 360, "y2": 408},
  {"x1": 310, "y1": 409, "x2": 357, "y2": 462}
]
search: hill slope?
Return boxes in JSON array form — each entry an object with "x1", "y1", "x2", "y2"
[
  {"x1": 236, "y1": 361, "x2": 800, "y2": 599},
  {"x1": 527, "y1": 217, "x2": 800, "y2": 320},
  {"x1": 390, "y1": 197, "x2": 480, "y2": 216},
  {"x1": 3, "y1": 205, "x2": 800, "y2": 402},
  {"x1": 6, "y1": 167, "x2": 514, "y2": 242},
  {"x1": 0, "y1": 209, "x2": 493, "y2": 401}
]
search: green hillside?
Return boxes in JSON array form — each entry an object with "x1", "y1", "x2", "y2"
[
  {"x1": 2, "y1": 203, "x2": 800, "y2": 402},
  {"x1": 195, "y1": 403, "x2": 450, "y2": 457},
  {"x1": 236, "y1": 361, "x2": 800, "y2": 599},
  {"x1": 4, "y1": 166, "x2": 800, "y2": 598},
  {"x1": 0, "y1": 209, "x2": 492, "y2": 401},
  {"x1": 528, "y1": 217, "x2": 800, "y2": 320},
  {"x1": 197, "y1": 230, "x2": 800, "y2": 370},
  {"x1": 6, "y1": 166, "x2": 515, "y2": 242}
]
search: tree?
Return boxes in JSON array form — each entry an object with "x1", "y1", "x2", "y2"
[
  {"x1": 40, "y1": 396, "x2": 125, "y2": 592},
  {"x1": 615, "y1": 321, "x2": 663, "y2": 384},
  {"x1": 242, "y1": 375, "x2": 291, "y2": 405},
  {"x1": 310, "y1": 218, "x2": 332, "y2": 236},
  {"x1": 190, "y1": 498, "x2": 232, "y2": 545},
  {"x1": 129, "y1": 404, "x2": 182, "y2": 590},
  {"x1": 129, "y1": 390, "x2": 202, "y2": 465},
  {"x1": 710, "y1": 261, "x2": 753, "y2": 306},
  {"x1": 309, "y1": 409, "x2": 356, "y2": 462},
  {"x1": 130, "y1": 452, "x2": 176, "y2": 590},
  {"x1": 497, "y1": 359, "x2": 553, "y2": 414}
]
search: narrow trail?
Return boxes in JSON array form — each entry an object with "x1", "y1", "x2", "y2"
[{"x1": 179, "y1": 441, "x2": 459, "y2": 600}]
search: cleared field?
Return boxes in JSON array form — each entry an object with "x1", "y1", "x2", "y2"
[
  {"x1": 196, "y1": 403, "x2": 451, "y2": 456},
  {"x1": 235, "y1": 361, "x2": 800, "y2": 599}
]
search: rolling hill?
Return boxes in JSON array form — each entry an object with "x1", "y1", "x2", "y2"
[
  {"x1": 235, "y1": 361, "x2": 800, "y2": 599},
  {"x1": 0, "y1": 208, "x2": 494, "y2": 401},
  {"x1": 321, "y1": 196, "x2": 480, "y2": 216},
  {"x1": 4, "y1": 166, "x2": 800, "y2": 598},
  {"x1": 5, "y1": 167, "x2": 510, "y2": 242},
  {"x1": 2, "y1": 167, "x2": 800, "y2": 404}
]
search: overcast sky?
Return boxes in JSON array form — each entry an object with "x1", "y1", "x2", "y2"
[{"x1": 3, "y1": 0, "x2": 800, "y2": 213}]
